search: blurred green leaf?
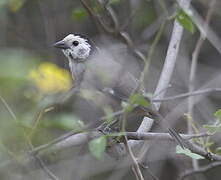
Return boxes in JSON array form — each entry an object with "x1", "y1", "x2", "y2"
[
  {"x1": 107, "y1": 132, "x2": 124, "y2": 137},
  {"x1": 176, "y1": 145, "x2": 204, "y2": 160},
  {"x1": 129, "y1": 94, "x2": 150, "y2": 108},
  {"x1": 214, "y1": 109, "x2": 221, "y2": 121},
  {"x1": 133, "y1": 1, "x2": 156, "y2": 30},
  {"x1": 204, "y1": 141, "x2": 214, "y2": 148},
  {"x1": 0, "y1": 0, "x2": 8, "y2": 7},
  {"x1": 203, "y1": 123, "x2": 221, "y2": 135},
  {"x1": 103, "y1": 106, "x2": 114, "y2": 124},
  {"x1": 71, "y1": 7, "x2": 88, "y2": 21},
  {"x1": 202, "y1": 109, "x2": 221, "y2": 135},
  {"x1": 89, "y1": 136, "x2": 107, "y2": 160},
  {"x1": 108, "y1": 0, "x2": 121, "y2": 5},
  {"x1": 215, "y1": 147, "x2": 221, "y2": 155},
  {"x1": 0, "y1": 49, "x2": 39, "y2": 80},
  {"x1": 203, "y1": 109, "x2": 221, "y2": 134},
  {"x1": 0, "y1": 142, "x2": 7, "y2": 161},
  {"x1": 121, "y1": 101, "x2": 134, "y2": 113},
  {"x1": 9, "y1": 0, "x2": 26, "y2": 12},
  {"x1": 42, "y1": 114, "x2": 84, "y2": 131},
  {"x1": 176, "y1": 9, "x2": 196, "y2": 34}
]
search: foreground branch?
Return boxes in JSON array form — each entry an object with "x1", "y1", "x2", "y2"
[
  {"x1": 152, "y1": 88, "x2": 221, "y2": 102},
  {"x1": 179, "y1": 161, "x2": 221, "y2": 180},
  {"x1": 137, "y1": 0, "x2": 192, "y2": 134},
  {"x1": 0, "y1": 131, "x2": 216, "y2": 174}
]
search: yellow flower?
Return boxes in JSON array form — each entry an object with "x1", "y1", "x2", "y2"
[{"x1": 29, "y1": 62, "x2": 72, "y2": 94}]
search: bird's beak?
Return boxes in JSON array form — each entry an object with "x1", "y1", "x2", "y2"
[{"x1": 53, "y1": 40, "x2": 69, "y2": 49}]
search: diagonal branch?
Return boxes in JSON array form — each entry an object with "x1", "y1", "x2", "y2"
[
  {"x1": 179, "y1": 161, "x2": 221, "y2": 180},
  {"x1": 152, "y1": 88, "x2": 221, "y2": 102},
  {"x1": 137, "y1": 0, "x2": 192, "y2": 134}
]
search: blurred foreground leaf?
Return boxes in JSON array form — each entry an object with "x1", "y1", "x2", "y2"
[
  {"x1": 0, "y1": 49, "x2": 38, "y2": 80},
  {"x1": 0, "y1": 49, "x2": 40, "y2": 103},
  {"x1": 9, "y1": 0, "x2": 25, "y2": 12},
  {"x1": 71, "y1": 7, "x2": 88, "y2": 21},
  {"x1": 176, "y1": 145, "x2": 204, "y2": 160},
  {"x1": 214, "y1": 109, "x2": 221, "y2": 120},
  {"x1": 203, "y1": 109, "x2": 221, "y2": 135},
  {"x1": 108, "y1": 0, "x2": 121, "y2": 5},
  {"x1": 176, "y1": 9, "x2": 196, "y2": 34},
  {"x1": 129, "y1": 94, "x2": 150, "y2": 108},
  {"x1": 0, "y1": 0, "x2": 8, "y2": 7},
  {"x1": 104, "y1": 106, "x2": 114, "y2": 124},
  {"x1": 215, "y1": 147, "x2": 221, "y2": 155},
  {"x1": 122, "y1": 94, "x2": 150, "y2": 113},
  {"x1": 121, "y1": 101, "x2": 134, "y2": 113},
  {"x1": 42, "y1": 114, "x2": 84, "y2": 131},
  {"x1": 203, "y1": 123, "x2": 221, "y2": 135},
  {"x1": 89, "y1": 136, "x2": 107, "y2": 160}
]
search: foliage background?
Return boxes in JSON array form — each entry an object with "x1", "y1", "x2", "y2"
[{"x1": 0, "y1": 0, "x2": 221, "y2": 179}]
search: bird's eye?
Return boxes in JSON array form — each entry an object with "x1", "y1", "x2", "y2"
[{"x1": 72, "y1": 41, "x2": 79, "y2": 46}]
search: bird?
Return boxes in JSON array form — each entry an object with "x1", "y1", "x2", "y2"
[{"x1": 53, "y1": 33, "x2": 185, "y2": 148}]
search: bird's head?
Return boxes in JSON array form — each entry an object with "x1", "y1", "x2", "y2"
[{"x1": 53, "y1": 34, "x2": 95, "y2": 62}]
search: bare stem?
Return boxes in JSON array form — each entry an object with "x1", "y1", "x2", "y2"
[{"x1": 187, "y1": 0, "x2": 216, "y2": 170}]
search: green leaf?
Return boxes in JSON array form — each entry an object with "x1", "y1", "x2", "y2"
[
  {"x1": 215, "y1": 147, "x2": 221, "y2": 155},
  {"x1": 89, "y1": 136, "x2": 107, "y2": 160},
  {"x1": 103, "y1": 106, "x2": 114, "y2": 124},
  {"x1": 108, "y1": 0, "x2": 121, "y2": 5},
  {"x1": 176, "y1": 9, "x2": 196, "y2": 34},
  {"x1": 106, "y1": 132, "x2": 125, "y2": 137},
  {"x1": 71, "y1": 7, "x2": 88, "y2": 21},
  {"x1": 42, "y1": 114, "x2": 84, "y2": 131},
  {"x1": 176, "y1": 145, "x2": 204, "y2": 160},
  {"x1": 9, "y1": 0, "x2": 26, "y2": 12},
  {"x1": 121, "y1": 101, "x2": 135, "y2": 113},
  {"x1": 129, "y1": 94, "x2": 150, "y2": 108},
  {"x1": 0, "y1": 0, "x2": 8, "y2": 7},
  {"x1": 203, "y1": 123, "x2": 221, "y2": 135},
  {"x1": 204, "y1": 142, "x2": 214, "y2": 148},
  {"x1": 203, "y1": 109, "x2": 221, "y2": 134},
  {"x1": 214, "y1": 109, "x2": 221, "y2": 121}
]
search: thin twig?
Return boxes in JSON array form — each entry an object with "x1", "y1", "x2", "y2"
[
  {"x1": 123, "y1": 136, "x2": 144, "y2": 180},
  {"x1": 0, "y1": 93, "x2": 17, "y2": 121},
  {"x1": 153, "y1": 0, "x2": 192, "y2": 110},
  {"x1": 179, "y1": 161, "x2": 221, "y2": 180},
  {"x1": 152, "y1": 88, "x2": 221, "y2": 102},
  {"x1": 188, "y1": 0, "x2": 217, "y2": 170},
  {"x1": 176, "y1": 0, "x2": 221, "y2": 55},
  {"x1": 125, "y1": 132, "x2": 208, "y2": 141},
  {"x1": 0, "y1": 130, "x2": 218, "y2": 173},
  {"x1": 34, "y1": 155, "x2": 60, "y2": 180},
  {"x1": 139, "y1": 21, "x2": 166, "y2": 87},
  {"x1": 80, "y1": 0, "x2": 146, "y2": 63},
  {"x1": 137, "y1": 0, "x2": 192, "y2": 134},
  {"x1": 31, "y1": 132, "x2": 209, "y2": 154},
  {"x1": 0, "y1": 93, "x2": 58, "y2": 179}
]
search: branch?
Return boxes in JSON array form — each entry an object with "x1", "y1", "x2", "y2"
[
  {"x1": 187, "y1": 0, "x2": 217, "y2": 170},
  {"x1": 179, "y1": 161, "x2": 221, "y2": 180},
  {"x1": 0, "y1": 131, "x2": 213, "y2": 173},
  {"x1": 80, "y1": 0, "x2": 146, "y2": 63},
  {"x1": 0, "y1": 93, "x2": 17, "y2": 121},
  {"x1": 136, "y1": 0, "x2": 192, "y2": 138},
  {"x1": 152, "y1": 88, "x2": 221, "y2": 102},
  {"x1": 125, "y1": 132, "x2": 208, "y2": 141},
  {"x1": 123, "y1": 136, "x2": 144, "y2": 180},
  {"x1": 176, "y1": 0, "x2": 221, "y2": 55}
]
